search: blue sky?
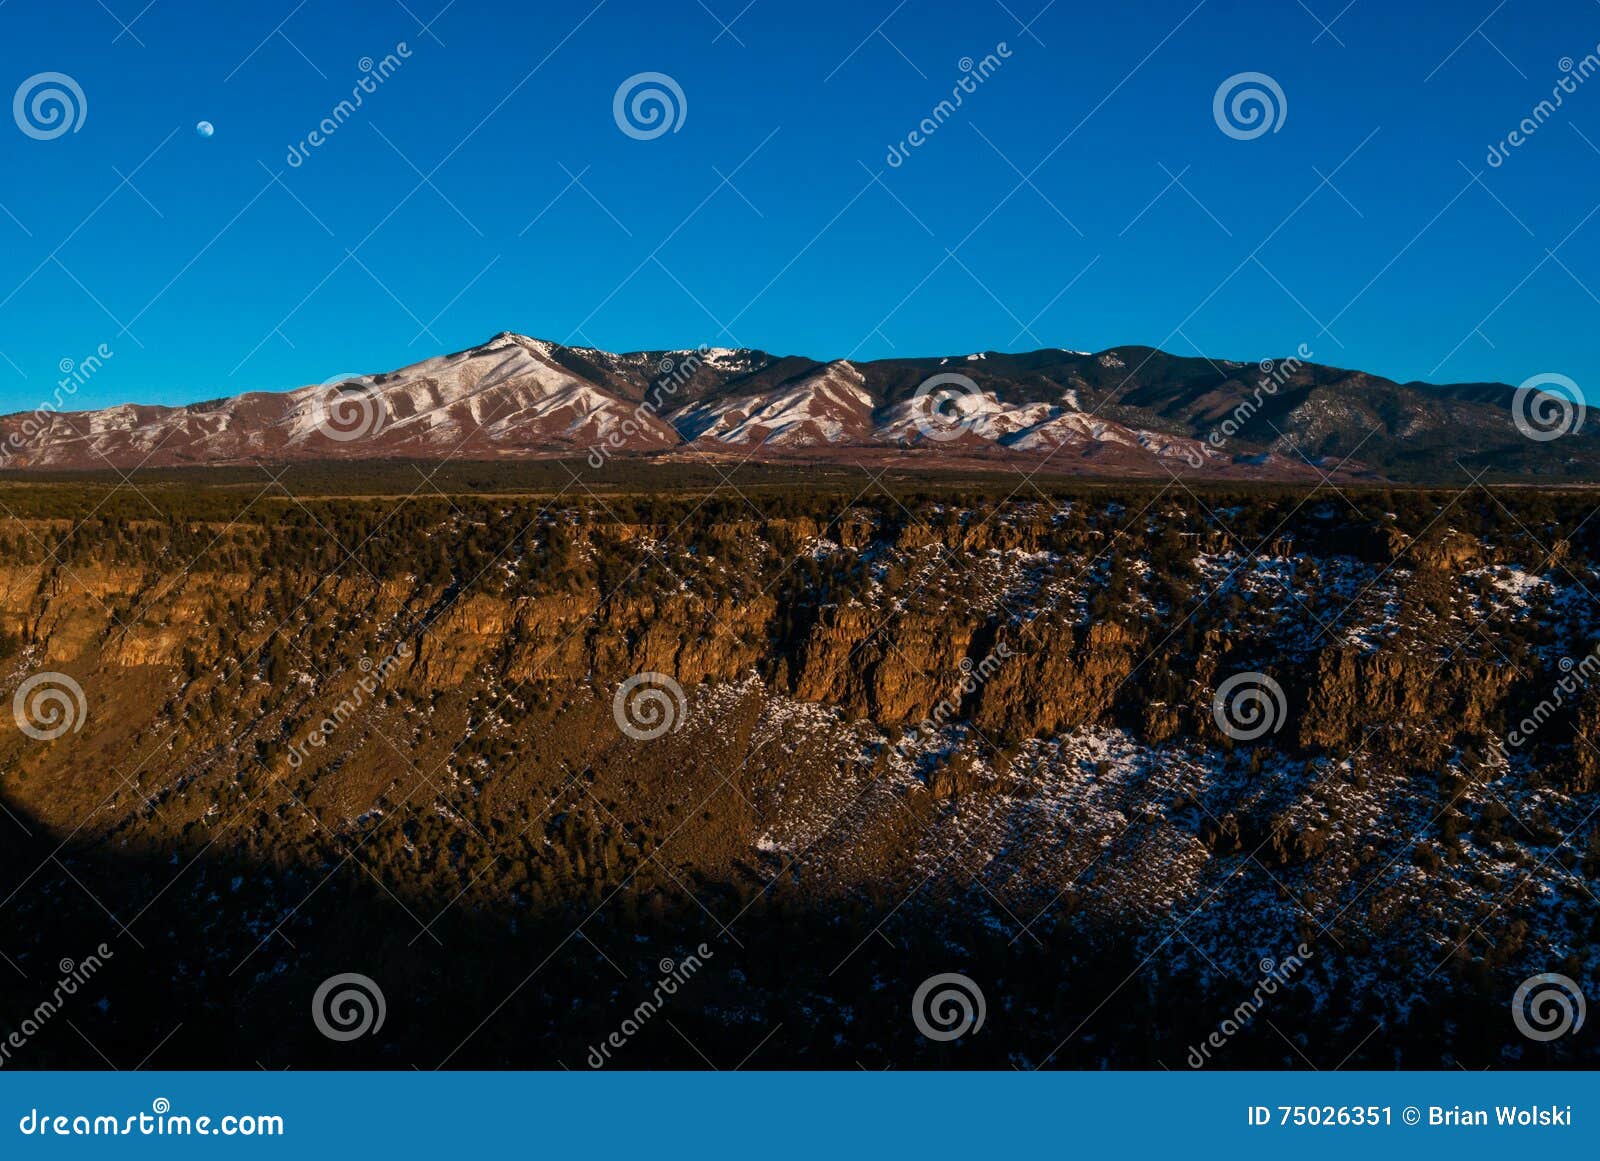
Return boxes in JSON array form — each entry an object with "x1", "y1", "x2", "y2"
[{"x1": 0, "y1": 0, "x2": 1597, "y2": 412}]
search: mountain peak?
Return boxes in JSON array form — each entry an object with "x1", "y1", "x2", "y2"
[{"x1": 0, "y1": 336, "x2": 1584, "y2": 483}]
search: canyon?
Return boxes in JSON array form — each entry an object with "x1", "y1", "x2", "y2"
[{"x1": 0, "y1": 477, "x2": 1595, "y2": 1067}]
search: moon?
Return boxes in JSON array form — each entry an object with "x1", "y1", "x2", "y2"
[{"x1": 195, "y1": 121, "x2": 214, "y2": 138}]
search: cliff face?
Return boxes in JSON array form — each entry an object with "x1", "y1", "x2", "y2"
[
  {"x1": 0, "y1": 486, "x2": 1596, "y2": 1068},
  {"x1": 1, "y1": 500, "x2": 1594, "y2": 779}
]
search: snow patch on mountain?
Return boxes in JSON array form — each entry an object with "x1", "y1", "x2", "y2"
[{"x1": 673, "y1": 361, "x2": 873, "y2": 446}]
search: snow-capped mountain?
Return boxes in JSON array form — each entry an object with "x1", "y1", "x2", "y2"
[
  {"x1": 0, "y1": 331, "x2": 1590, "y2": 481},
  {"x1": 672, "y1": 361, "x2": 876, "y2": 446}
]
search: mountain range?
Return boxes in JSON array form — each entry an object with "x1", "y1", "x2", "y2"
[{"x1": 2, "y1": 331, "x2": 1592, "y2": 481}]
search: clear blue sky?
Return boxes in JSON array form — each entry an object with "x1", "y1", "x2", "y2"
[{"x1": 0, "y1": 0, "x2": 1597, "y2": 412}]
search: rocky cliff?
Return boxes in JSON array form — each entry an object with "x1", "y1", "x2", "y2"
[{"x1": 0, "y1": 483, "x2": 1596, "y2": 1068}]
